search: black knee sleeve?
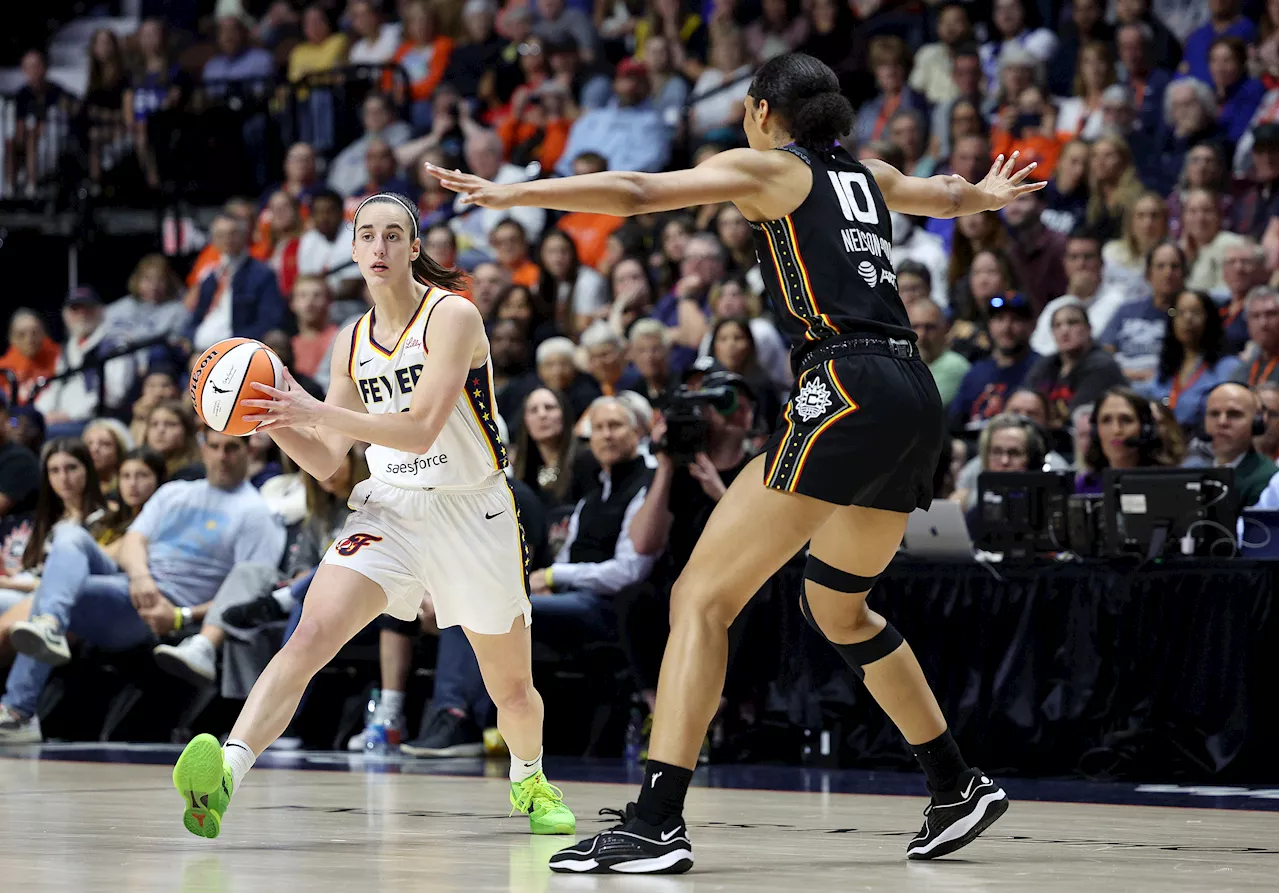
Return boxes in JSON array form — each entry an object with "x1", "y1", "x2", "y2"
[
  {"x1": 804, "y1": 556, "x2": 880, "y2": 594},
  {"x1": 829, "y1": 622, "x2": 904, "y2": 679}
]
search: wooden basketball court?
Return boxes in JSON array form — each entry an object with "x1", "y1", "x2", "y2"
[{"x1": 1, "y1": 747, "x2": 1275, "y2": 892}]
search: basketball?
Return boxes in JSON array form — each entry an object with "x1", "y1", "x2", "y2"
[{"x1": 188, "y1": 337, "x2": 285, "y2": 436}]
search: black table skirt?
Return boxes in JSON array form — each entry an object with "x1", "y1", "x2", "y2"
[{"x1": 769, "y1": 558, "x2": 1278, "y2": 783}]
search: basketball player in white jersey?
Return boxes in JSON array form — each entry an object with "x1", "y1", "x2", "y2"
[{"x1": 170, "y1": 192, "x2": 576, "y2": 840}]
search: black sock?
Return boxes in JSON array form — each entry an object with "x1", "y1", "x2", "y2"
[
  {"x1": 635, "y1": 759, "x2": 693, "y2": 825},
  {"x1": 911, "y1": 729, "x2": 969, "y2": 792}
]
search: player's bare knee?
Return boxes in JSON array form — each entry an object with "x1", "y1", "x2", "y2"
[
  {"x1": 282, "y1": 617, "x2": 335, "y2": 667},
  {"x1": 489, "y1": 677, "x2": 538, "y2": 717}
]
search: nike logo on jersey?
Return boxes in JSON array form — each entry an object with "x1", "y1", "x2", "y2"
[
  {"x1": 485, "y1": 511, "x2": 504, "y2": 520},
  {"x1": 358, "y1": 358, "x2": 374, "y2": 366},
  {"x1": 660, "y1": 826, "x2": 683, "y2": 841}
]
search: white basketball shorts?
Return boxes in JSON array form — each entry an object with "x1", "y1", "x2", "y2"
[{"x1": 321, "y1": 474, "x2": 531, "y2": 635}]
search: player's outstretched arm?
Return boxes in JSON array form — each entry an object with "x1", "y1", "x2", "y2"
[
  {"x1": 245, "y1": 297, "x2": 483, "y2": 456},
  {"x1": 864, "y1": 152, "x2": 1046, "y2": 219},
  {"x1": 248, "y1": 323, "x2": 362, "y2": 480},
  {"x1": 422, "y1": 150, "x2": 774, "y2": 217}
]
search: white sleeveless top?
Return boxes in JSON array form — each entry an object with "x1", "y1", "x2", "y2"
[{"x1": 348, "y1": 287, "x2": 507, "y2": 490}]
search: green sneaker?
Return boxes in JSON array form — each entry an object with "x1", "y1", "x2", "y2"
[
  {"x1": 509, "y1": 771, "x2": 576, "y2": 835},
  {"x1": 173, "y1": 733, "x2": 234, "y2": 839}
]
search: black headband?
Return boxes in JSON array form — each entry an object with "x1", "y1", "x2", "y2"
[{"x1": 353, "y1": 193, "x2": 420, "y2": 241}]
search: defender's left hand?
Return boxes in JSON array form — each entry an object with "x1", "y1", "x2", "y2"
[
  {"x1": 424, "y1": 162, "x2": 518, "y2": 210},
  {"x1": 969, "y1": 151, "x2": 1046, "y2": 211},
  {"x1": 241, "y1": 368, "x2": 324, "y2": 430}
]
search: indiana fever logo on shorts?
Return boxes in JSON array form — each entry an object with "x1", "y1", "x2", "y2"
[{"x1": 335, "y1": 533, "x2": 384, "y2": 556}]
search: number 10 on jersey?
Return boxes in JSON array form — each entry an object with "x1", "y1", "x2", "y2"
[{"x1": 828, "y1": 171, "x2": 879, "y2": 225}]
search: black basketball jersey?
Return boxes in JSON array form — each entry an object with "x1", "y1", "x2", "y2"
[{"x1": 750, "y1": 145, "x2": 914, "y2": 349}]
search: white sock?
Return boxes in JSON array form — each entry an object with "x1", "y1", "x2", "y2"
[
  {"x1": 223, "y1": 739, "x2": 257, "y2": 791},
  {"x1": 378, "y1": 689, "x2": 405, "y2": 724},
  {"x1": 269, "y1": 587, "x2": 296, "y2": 612},
  {"x1": 510, "y1": 749, "x2": 543, "y2": 785}
]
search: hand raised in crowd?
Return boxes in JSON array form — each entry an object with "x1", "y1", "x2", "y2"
[
  {"x1": 968, "y1": 151, "x2": 1046, "y2": 212},
  {"x1": 674, "y1": 274, "x2": 705, "y2": 301},
  {"x1": 687, "y1": 453, "x2": 727, "y2": 502}
]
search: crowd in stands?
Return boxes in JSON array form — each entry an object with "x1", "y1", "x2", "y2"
[{"x1": 0, "y1": 0, "x2": 1276, "y2": 753}]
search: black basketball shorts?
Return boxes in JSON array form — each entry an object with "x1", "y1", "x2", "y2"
[{"x1": 762, "y1": 342, "x2": 945, "y2": 512}]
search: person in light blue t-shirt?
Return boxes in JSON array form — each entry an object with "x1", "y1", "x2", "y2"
[
  {"x1": 1099, "y1": 241, "x2": 1187, "y2": 383},
  {"x1": 0, "y1": 430, "x2": 285, "y2": 744}
]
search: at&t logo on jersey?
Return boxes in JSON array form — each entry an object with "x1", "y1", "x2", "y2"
[
  {"x1": 335, "y1": 533, "x2": 383, "y2": 556},
  {"x1": 858, "y1": 260, "x2": 898, "y2": 289},
  {"x1": 794, "y1": 378, "x2": 833, "y2": 422}
]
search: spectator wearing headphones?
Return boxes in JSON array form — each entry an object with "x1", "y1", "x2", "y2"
[
  {"x1": 1075, "y1": 386, "x2": 1173, "y2": 494},
  {"x1": 1184, "y1": 382, "x2": 1278, "y2": 506}
]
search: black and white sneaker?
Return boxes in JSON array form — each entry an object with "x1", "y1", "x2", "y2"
[
  {"x1": 906, "y1": 768, "x2": 1008, "y2": 860},
  {"x1": 549, "y1": 803, "x2": 693, "y2": 874},
  {"x1": 399, "y1": 708, "x2": 484, "y2": 758}
]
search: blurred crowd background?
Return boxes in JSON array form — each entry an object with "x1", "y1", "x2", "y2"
[{"x1": 0, "y1": 0, "x2": 1274, "y2": 762}]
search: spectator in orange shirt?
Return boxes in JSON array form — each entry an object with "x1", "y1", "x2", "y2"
[
  {"x1": 990, "y1": 85, "x2": 1067, "y2": 179},
  {"x1": 490, "y1": 218, "x2": 541, "y2": 288},
  {"x1": 0, "y1": 310, "x2": 59, "y2": 404},
  {"x1": 390, "y1": 0, "x2": 455, "y2": 130},
  {"x1": 288, "y1": 275, "x2": 338, "y2": 379},
  {"x1": 252, "y1": 190, "x2": 305, "y2": 295},
  {"x1": 555, "y1": 151, "x2": 622, "y2": 268},
  {"x1": 498, "y1": 82, "x2": 573, "y2": 173}
]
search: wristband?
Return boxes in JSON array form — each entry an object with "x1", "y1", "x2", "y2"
[
  {"x1": 544, "y1": 568, "x2": 554, "y2": 590},
  {"x1": 181, "y1": 606, "x2": 194, "y2": 627},
  {"x1": 174, "y1": 607, "x2": 184, "y2": 631}
]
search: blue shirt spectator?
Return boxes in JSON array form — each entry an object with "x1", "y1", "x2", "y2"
[
  {"x1": 554, "y1": 60, "x2": 670, "y2": 177},
  {"x1": 1100, "y1": 298, "x2": 1170, "y2": 381},
  {"x1": 203, "y1": 16, "x2": 275, "y2": 87},
  {"x1": 949, "y1": 297, "x2": 1040, "y2": 432},
  {"x1": 1182, "y1": 2, "x2": 1258, "y2": 85}
]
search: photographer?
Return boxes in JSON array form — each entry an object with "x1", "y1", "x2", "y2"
[{"x1": 619, "y1": 357, "x2": 759, "y2": 740}]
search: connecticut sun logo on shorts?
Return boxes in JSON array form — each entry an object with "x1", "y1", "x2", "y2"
[{"x1": 335, "y1": 533, "x2": 384, "y2": 556}]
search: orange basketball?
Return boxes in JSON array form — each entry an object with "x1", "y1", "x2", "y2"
[{"x1": 188, "y1": 338, "x2": 285, "y2": 436}]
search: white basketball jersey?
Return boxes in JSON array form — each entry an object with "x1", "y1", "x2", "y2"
[{"x1": 348, "y1": 287, "x2": 508, "y2": 490}]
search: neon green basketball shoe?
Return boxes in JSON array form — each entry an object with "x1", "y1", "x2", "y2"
[
  {"x1": 510, "y1": 772, "x2": 576, "y2": 835},
  {"x1": 173, "y1": 733, "x2": 234, "y2": 839}
]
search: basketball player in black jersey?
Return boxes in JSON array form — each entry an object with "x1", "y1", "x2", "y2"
[{"x1": 427, "y1": 53, "x2": 1045, "y2": 874}]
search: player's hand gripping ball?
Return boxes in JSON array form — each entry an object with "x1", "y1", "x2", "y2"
[{"x1": 189, "y1": 338, "x2": 285, "y2": 436}]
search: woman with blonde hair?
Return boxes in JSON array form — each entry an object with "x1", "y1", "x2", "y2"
[
  {"x1": 82, "y1": 418, "x2": 133, "y2": 495},
  {"x1": 103, "y1": 254, "x2": 189, "y2": 351},
  {"x1": 1085, "y1": 134, "x2": 1144, "y2": 240},
  {"x1": 1055, "y1": 42, "x2": 1115, "y2": 141},
  {"x1": 1102, "y1": 191, "x2": 1169, "y2": 296}
]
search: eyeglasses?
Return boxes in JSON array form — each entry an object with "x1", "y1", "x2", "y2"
[
  {"x1": 989, "y1": 447, "x2": 1028, "y2": 460},
  {"x1": 518, "y1": 42, "x2": 542, "y2": 56}
]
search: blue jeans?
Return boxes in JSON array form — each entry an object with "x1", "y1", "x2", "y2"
[
  {"x1": 429, "y1": 591, "x2": 616, "y2": 722},
  {"x1": 3, "y1": 524, "x2": 152, "y2": 717}
]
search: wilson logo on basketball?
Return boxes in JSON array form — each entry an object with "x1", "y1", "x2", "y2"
[{"x1": 335, "y1": 533, "x2": 384, "y2": 556}]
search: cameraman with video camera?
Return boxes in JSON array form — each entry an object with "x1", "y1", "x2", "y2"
[{"x1": 618, "y1": 356, "x2": 760, "y2": 757}]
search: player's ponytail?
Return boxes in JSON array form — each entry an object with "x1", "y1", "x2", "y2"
[
  {"x1": 748, "y1": 53, "x2": 854, "y2": 152},
  {"x1": 353, "y1": 192, "x2": 470, "y2": 293}
]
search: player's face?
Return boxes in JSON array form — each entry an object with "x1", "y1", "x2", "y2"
[{"x1": 353, "y1": 203, "x2": 420, "y2": 284}]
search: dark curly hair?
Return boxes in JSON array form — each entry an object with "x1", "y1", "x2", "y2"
[
  {"x1": 1156, "y1": 289, "x2": 1225, "y2": 383},
  {"x1": 748, "y1": 53, "x2": 854, "y2": 151}
]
